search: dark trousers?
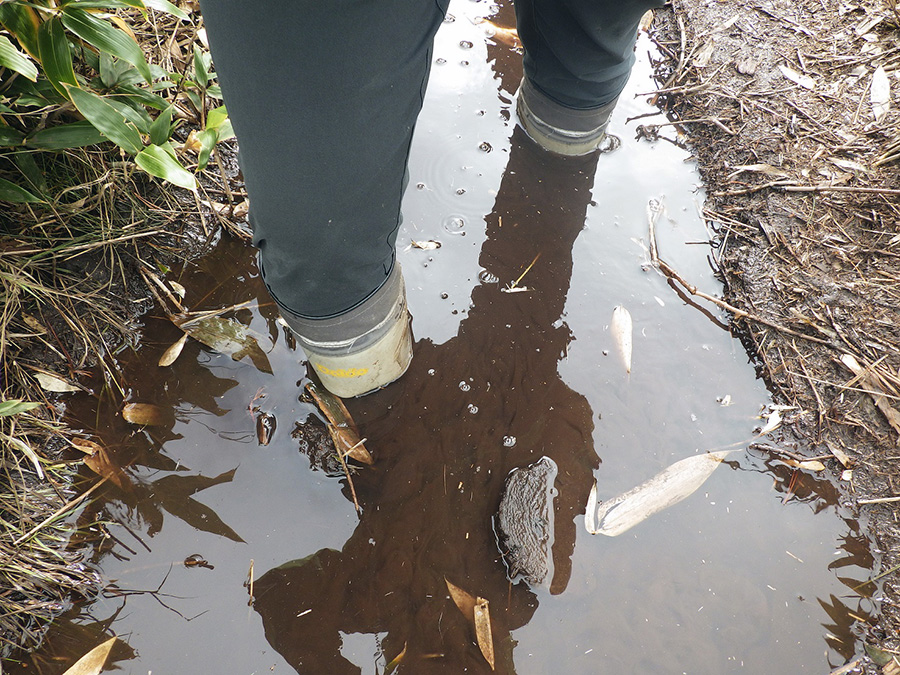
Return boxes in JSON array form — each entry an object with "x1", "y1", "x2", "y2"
[{"x1": 199, "y1": 0, "x2": 660, "y2": 320}]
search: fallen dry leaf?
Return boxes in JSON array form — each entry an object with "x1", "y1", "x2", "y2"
[
  {"x1": 610, "y1": 305, "x2": 633, "y2": 374},
  {"x1": 175, "y1": 315, "x2": 272, "y2": 374},
  {"x1": 62, "y1": 636, "x2": 116, "y2": 675},
  {"x1": 122, "y1": 403, "x2": 167, "y2": 427},
  {"x1": 474, "y1": 597, "x2": 495, "y2": 671},
  {"x1": 158, "y1": 333, "x2": 189, "y2": 367},
  {"x1": 781, "y1": 458, "x2": 826, "y2": 472},
  {"x1": 871, "y1": 65, "x2": 891, "y2": 122},
  {"x1": 306, "y1": 382, "x2": 373, "y2": 464},
  {"x1": 35, "y1": 372, "x2": 79, "y2": 393},
  {"x1": 588, "y1": 451, "x2": 732, "y2": 536},
  {"x1": 778, "y1": 64, "x2": 816, "y2": 90},
  {"x1": 411, "y1": 239, "x2": 441, "y2": 250}
]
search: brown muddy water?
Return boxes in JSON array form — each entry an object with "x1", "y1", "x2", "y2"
[{"x1": 8, "y1": 3, "x2": 878, "y2": 674}]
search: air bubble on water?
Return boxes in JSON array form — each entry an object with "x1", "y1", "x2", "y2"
[
  {"x1": 456, "y1": 188, "x2": 466, "y2": 195},
  {"x1": 442, "y1": 215, "x2": 466, "y2": 235},
  {"x1": 460, "y1": 60, "x2": 469, "y2": 66},
  {"x1": 502, "y1": 436, "x2": 516, "y2": 447},
  {"x1": 441, "y1": 292, "x2": 449, "y2": 299},
  {"x1": 467, "y1": 404, "x2": 479, "y2": 414},
  {"x1": 416, "y1": 182, "x2": 427, "y2": 190},
  {"x1": 479, "y1": 141, "x2": 493, "y2": 152},
  {"x1": 443, "y1": 13, "x2": 456, "y2": 22},
  {"x1": 428, "y1": 369, "x2": 435, "y2": 376},
  {"x1": 478, "y1": 270, "x2": 499, "y2": 284},
  {"x1": 459, "y1": 40, "x2": 473, "y2": 49},
  {"x1": 459, "y1": 381, "x2": 471, "y2": 392},
  {"x1": 436, "y1": 57, "x2": 447, "y2": 65}
]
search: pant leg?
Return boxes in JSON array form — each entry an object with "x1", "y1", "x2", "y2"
[
  {"x1": 198, "y1": 0, "x2": 449, "y2": 319},
  {"x1": 515, "y1": 0, "x2": 664, "y2": 109}
]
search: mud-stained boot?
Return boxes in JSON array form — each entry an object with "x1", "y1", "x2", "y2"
[
  {"x1": 280, "y1": 265, "x2": 413, "y2": 398},
  {"x1": 516, "y1": 77, "x2": 618, "y2": 156}
]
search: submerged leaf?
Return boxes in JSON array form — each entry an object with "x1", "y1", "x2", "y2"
[
  {"x1": 584, "y1": 480, "x2": 598, "y2": 534},
  {"x1": 122, "y1": 402, "x2": 167, "y2": 426},
  {"x1": 445, "y1": 577, "x2": 476, "y2": 619},
  {"x1": 62, "y1": 636, "x2": 117, "y2": 675},
  {"x1": 305, "y1": 382, "x2": 373, "y2": 464},
  {"x1": 158, "y1": 332, "x2": 189, "y2": 367},
  {"x1": 610, "y1": 305, "x2": 633, "y2": 374},
  {"x1": 175, "y1": 315, "x2": 271, "y2": 373},
  {"x1": 474, "y1": 597, "x2": 495, "y2": 670},
  {"x1": 73, "y1": 438, "x2": 129, "y2": 490},
  {"x1": 589, "y1": 451, "x2": 732, "y2": 536}
]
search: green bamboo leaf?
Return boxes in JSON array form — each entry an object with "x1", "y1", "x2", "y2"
[
  {"x1": 13, "y1": 150, "x2": 47, "y2": 196},
  {"x1": 0, "y1": 125, "x2": 26, "y2": 147},
  {"x1": 143, "y1": 0, "x2": 189, "y2": 20},
  {"x1": 0, "y1": 34, "x2": 38, "y2": 81},
  {"x1": 38, "y1": 17, "x2": 78, "y2": 98},
  {"x1": 65, "y1": 84, "x2": 143, "y2": 154},
  {"x1": 61, "y1": 8, "x2": 151, "y2": 83},
  {"x1": 62, "y1": 1, "x2": 144, "y2": 9},
  {"x1": 192, "y1": 45, "x2": 209, "y2": 89},
  {"x1": 105, "y1": 95, "x2": 152, "y2": 134},
  {"x1": 196, "y1": 127, "x2": 217, "y2": 171},
  {"x1": 135, "y1": 144, "x2": 196, "y2": 190},
  {"x1": 0, "y1": 3, "x2": 41, "y2": 59},
  {"x1": 206, "y1": 105, "x2": 228, "y2": 130},
  {"x1": 117, "y1": 82, "x2": 170, "y2": 110},
  {"x1": 0, "y1": 177, "x2": 42, "y2": 203},
  {"x1": 26, "y1": 120, "x2": 106, "y2": 150},
  {"x1": 149, "y1": 104, "x2": 173, "y2": 146},
  {"x1": 0, "y1": 400, "x2": 41, "y2": 417}
]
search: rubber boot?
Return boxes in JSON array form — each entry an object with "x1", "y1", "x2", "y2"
[
  {"x1": 280, "y1": 265, "x2": 413, "y2": 398},
  {"x1": 516, "y1": 77, "x2": 618, "y2": 156}
]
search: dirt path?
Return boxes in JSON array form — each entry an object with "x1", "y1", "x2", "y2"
[{"x1": 654, "y1": 0, "x2": 900, "y2": 669}]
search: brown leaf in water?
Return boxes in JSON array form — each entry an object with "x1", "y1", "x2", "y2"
[
  {"x1": 158, "y1": 333, "x2": 189, "y2": 367},
  {"x1": 62, "y1": 636, "x2": 117, "y2": 675},
  {"x1": 588, "y1": 451, "x2": 733, "y2": 536},
  {"x1": 445, "y1": 577, "x2": 476, "y2": 619},
  {"x1": 384, "y1": 642, "x2": 407, "y2": 674},
  {"x1": 305, "y1": 382, "x2": 373, "y2": 464},
  {"x1": 474, "y1": 597, "x2": 495, "y2": 670},
  {"x1": 256, "y1": 411, "x2": 276, "y2": 446},
  {"x1": 72, "y1": 438, "x2": 129, "y2": 491},
  {"x1": 175, "y1": 315, "x2": 272, "y2": 374},
  {"x1": 780, "y1": 458, "x2": 826, "y2": 472},
  {"x1": 122, "y1": 403, "x2": 167, "y2": 427}
]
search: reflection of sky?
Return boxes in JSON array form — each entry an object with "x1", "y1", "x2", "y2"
[{"x1": 33, "y1": 2, "x2": 875, "y2": 675}]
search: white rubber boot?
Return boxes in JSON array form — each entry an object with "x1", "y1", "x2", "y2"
[
  {"x1": 281, "y1": 265, "x2": 413, "y2": 397},
  {"x1": 516, "y1": 77, "x2": 618, "y2": 156}
]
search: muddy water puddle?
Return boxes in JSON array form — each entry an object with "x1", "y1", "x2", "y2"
[{"x1": 8, "y1": 3, "x2": 877, "y2": 674}]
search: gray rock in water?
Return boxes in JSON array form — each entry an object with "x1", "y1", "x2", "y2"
[{"x1": 496, "y1": 456, "x2": 558, "y2": 586}]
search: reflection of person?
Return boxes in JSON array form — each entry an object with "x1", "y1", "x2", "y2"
[
  {"x1": 197, "y1": 0, "x2": 662, "y2": 397},
  {"x1": 253, "y1": 128, "x2": 602, "y2": 673}
]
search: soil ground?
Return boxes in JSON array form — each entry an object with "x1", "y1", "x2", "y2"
[{"x1": 654, "y1": 0, "x2": 900, "y2": 670}]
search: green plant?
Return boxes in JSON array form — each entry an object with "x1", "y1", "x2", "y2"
[{"x1": 0, "y1": 0, "x2": 232, "y2": 197}]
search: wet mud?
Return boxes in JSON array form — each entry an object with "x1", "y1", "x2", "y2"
[{"x1": 5, "y1": 1, "x2": 880, "y2": 673}]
